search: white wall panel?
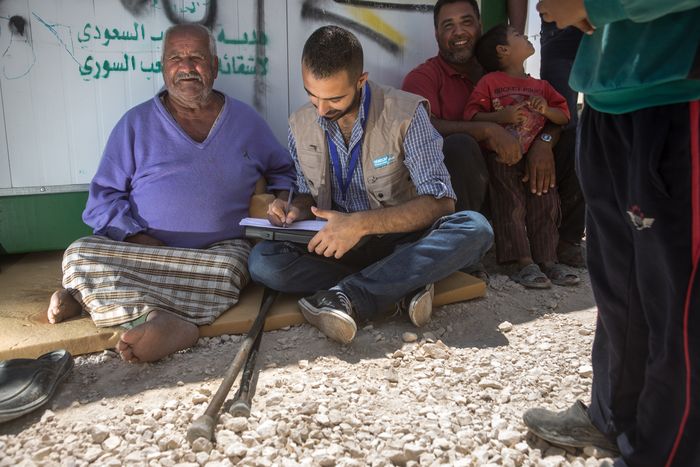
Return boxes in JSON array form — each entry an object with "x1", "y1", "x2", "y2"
[
  {"x1": 0, "y1": 0, "x2": 440, "y2": 191},
  {"x1": 287, "y1": 0, "x2": 437, "y2": 114}
]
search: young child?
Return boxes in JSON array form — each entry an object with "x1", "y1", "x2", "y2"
[{"x1": 464, "y1": 24, "x2": 578, "y2": 289}]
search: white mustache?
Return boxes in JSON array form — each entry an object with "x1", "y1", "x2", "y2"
[{"x1": 175, "y1": 72, "x2": 202, "y2": 83}]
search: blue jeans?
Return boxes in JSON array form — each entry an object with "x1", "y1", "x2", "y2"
[{"x1": 248, "y1": 211, "x2": 493, "y2": 321}]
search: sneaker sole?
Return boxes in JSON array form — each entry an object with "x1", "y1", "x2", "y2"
[
  {"x1": 298, "y1": 298, "x2": 357, "y2": 344},
  {"x1": 522, "y1": 406, "x2": 620, "y2": 453},
  {"x1": 525, "y1": 424, "x2": 619, "y2": 453},
  {"x1": 408, "y1": 284, "x2": 434, "y2": 327}
]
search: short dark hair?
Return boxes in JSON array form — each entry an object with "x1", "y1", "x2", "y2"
[
  {"x1": 433, "y1": 0, "x2": 480, "y2": 29},
  {"x1": 475, "y1": 24, "x2": 509, "y2": 72},
  {"x1": 302, "y1": 26, "x2": 363, "y2": 80}
]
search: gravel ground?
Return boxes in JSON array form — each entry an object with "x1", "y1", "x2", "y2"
[{"x1": 0, "y1": 265, "x2": 617, "y2": 467}]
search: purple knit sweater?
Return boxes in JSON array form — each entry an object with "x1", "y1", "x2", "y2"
[{"x1": 83, "y1": 92, "x2": 295, "y2": 249}]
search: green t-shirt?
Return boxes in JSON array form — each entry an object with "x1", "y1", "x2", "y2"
[{"x1": 572, "y1": 0, "x2": 700, "y2": 113}]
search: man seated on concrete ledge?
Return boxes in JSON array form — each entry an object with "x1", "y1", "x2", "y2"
[
  {"x1": 46, "y1": 24, "x2": 295, "y2": 363},
  {"x1": 248, "y1": 26, "x2": 494, "y2": 345}
]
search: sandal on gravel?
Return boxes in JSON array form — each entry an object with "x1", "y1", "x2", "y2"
[
  {"x1": 511, "y1": 263, "x2": 551, "y2": 289},
  {"x1": 542, "y1": 263, "x2": 580, "y2": 286}
]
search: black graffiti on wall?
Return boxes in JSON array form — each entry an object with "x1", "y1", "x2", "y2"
[
  {"x1": 9, "y1": 15, "x2": 26, "y2": 35},
  {"x1": 302, "y1": 0, "x2": 433, "y2": 55},
  {"x1": 119, "y1": 0, "x2": 217, "y2": 28},
  {"x1": 253, "y1": 0, "x2": 266, "y2": 111},
  {"x1": 332, "y1": 0, "x2": 433, "y2": 12},
  {"x1": 301, "y1": 0, "x2": 398, "y2": 54}
]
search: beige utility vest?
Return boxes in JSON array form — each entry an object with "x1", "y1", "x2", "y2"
[{"x1": 289, "y1": 81, "x2": 427, "y2": 210}]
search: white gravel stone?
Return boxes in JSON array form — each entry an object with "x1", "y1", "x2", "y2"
[
  {"x1": 224, "y1": 417, "x2": 248, "y2": 432},
  {"x1": 478, "y1": 379, "x2": 503, "y2": 390},
  {"x1": 31, "y1": 446, "x2": 52, "y2": 460},
  {"x1": 191, "y1": 393, "x2": 209, "y2": 404},
  {"x1": 163, "y1": 399, "x2": 179, "y2": 410},
  {"x1": 583, "y1": 445, "x2": 617, "y2": 459},
  {"x1": 256, "y1": 420, "x2": 278, "y2": 438},
  {"x1": 578, "y1": 365, "x2": 594, "y2": 377},
  {"x1": 90, "y1": 424, "x2": 110, "y2": 444},
  {"x1": 40, "y1": 410, "x2": 55, "y2": 423},
  {"x1": 102, "y1": 435, "x2": 121, "y2": 451},
  {"x1": 498, "y1": 321, "x2": 514, "y2": 332},
  {"x1": 191, "y1": 437, "x2": 212, "y2": 453},
  {"x1": 422, "y1": 341, "x2": 451, "y2": 359},
  {"x1": 538, "y1": 455, "x2": 567, "y2": 467},
  {"x1": 224, "y1": 441, "x2": 248, "y2": 458},
  {"x1": 402, "y1": 332, "x2": 418, "y2": 343},
  {"x1": 83, "y1": 447, "x2": 102, "y2": 462},
  {"x1": 497, "y1": 429, "x2": 521, "y2": 446}
]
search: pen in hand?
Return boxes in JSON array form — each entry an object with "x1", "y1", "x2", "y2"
[{"x1": 282, "y1": 186, "x2": 294, "y2": 228}]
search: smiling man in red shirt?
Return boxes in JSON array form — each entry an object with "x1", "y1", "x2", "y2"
[{"x1": 403, "y1": 0, "x2": 586, "y2": 268}]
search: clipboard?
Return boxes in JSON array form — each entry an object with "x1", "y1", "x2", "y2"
[
  {"x1": 243, "y1": 226, "x2": 316, "y2": 245},
  {"x1": 241, "y1": 218, "x2": 370, "y2": 249},
  {"x1": 240, "y1": 218, "x2": 325, "y2": 245}
]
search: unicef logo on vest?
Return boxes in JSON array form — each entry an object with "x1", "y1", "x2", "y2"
[{"x1": 372, "y1": 154, "x2": 396, "y2": 169}]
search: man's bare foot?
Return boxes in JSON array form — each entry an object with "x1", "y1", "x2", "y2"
[
  {"x1": 115, "y1": 311, "x2": 199, "y2": 363},
  {"x1": 47, "y1": 289, "x2": 82, "y2": 324}
]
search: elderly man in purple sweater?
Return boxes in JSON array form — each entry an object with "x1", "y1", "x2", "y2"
[{"x1": 45, "y1": 24, "x2": 295, "y2": 363}]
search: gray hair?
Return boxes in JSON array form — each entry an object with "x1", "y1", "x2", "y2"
[{"x1": 161, "y1": 24, "x2": 217, "y2": 63}]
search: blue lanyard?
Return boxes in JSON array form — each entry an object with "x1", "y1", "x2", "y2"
[{"x1": 325, "y1": 84, "x2": 371, "y2": 202}]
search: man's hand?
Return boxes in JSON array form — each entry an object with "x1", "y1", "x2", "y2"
[
  {"x1": 483, "y1": 124, "x2": 522, "y2": 165},
  {"x1": 307, "y1": 206, "x2": 366, "y2": 259},
  {"x1": 497, "y1": 102, "x2": 529, "y2": 124},
  {"x1": 528, "y1": 96, "x2": 548, "y2": 115},
  {"x1": 267, "y1": 197, "x2": 300, "y2": 227},
  {"x1": 522, "y1": 138, "x2": 556, "y2": 195},
  {"x1": 125, "y1": 233, "x2": 165, "y2": 246},
  {"x1": 536, "y1": 0, "x2": 595, "y2": 34}
]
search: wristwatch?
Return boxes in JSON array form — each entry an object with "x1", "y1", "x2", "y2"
[{"x1": 539, "y1": 132, "x2": 553, "y2": 143}]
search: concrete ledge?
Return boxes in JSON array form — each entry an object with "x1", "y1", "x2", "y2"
[{"x1": 1, "y1": 251, "x2": 484, "y2": 360}]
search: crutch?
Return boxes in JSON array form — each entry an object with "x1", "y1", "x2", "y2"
[
  {"x1": 186, "y1": 287, "x2": 278, "y2": 443},
  {"x1": 228, "y1": 320, "x2": 264, "y2": 417}
]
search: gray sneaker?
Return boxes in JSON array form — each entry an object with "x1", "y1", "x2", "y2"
[
  {"x1": 523, "y1": 400, "x2": 619, "y2": 453},
  {"x1": 298, "y1": 290, "x2": 357, "y2": 344},
  {"x1": 400, "y1": 283, "x2": 434, "y2": 328}
]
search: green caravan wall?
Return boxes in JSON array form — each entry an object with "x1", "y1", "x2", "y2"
[
  {"x1": 481, "y1": 0, "x2": 508, "y2": 31},
  {"x1": 0, "y1": 193, "x2": 91, "y2": 254}
]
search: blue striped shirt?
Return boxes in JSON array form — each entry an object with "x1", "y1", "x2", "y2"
[{"x1": 288, "y1": 85, "x2": 456, "y2": 213}]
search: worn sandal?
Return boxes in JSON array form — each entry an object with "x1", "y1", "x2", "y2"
[
  {"x1": 542, "y1": 263, "x2": 580, "y2": 286},
  {"x1": 511, "y1": 263, "x2": 552, "y2": 289}
]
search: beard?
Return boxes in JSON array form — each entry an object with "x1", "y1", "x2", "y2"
[
  {"x1": 324, "y1": 86, "x2": 362, "y2": 122},
  {"x1": 439, "y1": 44, "x2": 474, "y2": 66}
]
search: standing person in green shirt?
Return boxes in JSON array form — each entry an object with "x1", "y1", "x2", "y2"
[{"x1": 523, "y1": 1, "x2": 700, "y2": 465}]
